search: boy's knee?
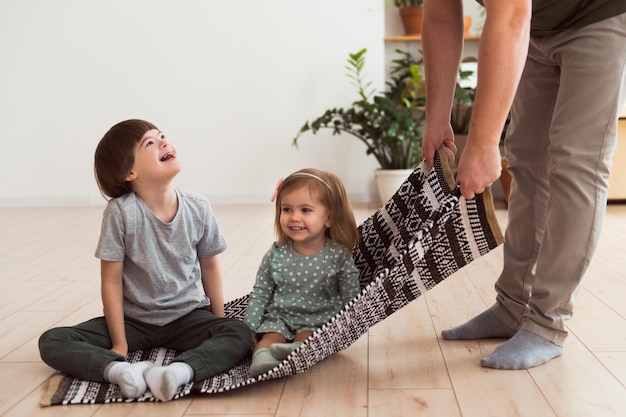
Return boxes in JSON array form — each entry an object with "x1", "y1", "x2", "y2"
[
  {"x1": 38, "y1": 327, "x2": 64, "y2": 363},
  {"x1": 39, "y1": 327, "x2": 60, "y2": 348},
  {"x1": 228, "y1": 319, "x2": 255, "y2": 347}
]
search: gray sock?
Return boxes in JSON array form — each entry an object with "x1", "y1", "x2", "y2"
[
  {"x1": 269, "y1": 342, "x2": 302, "y2": 361},
  {"x1": 480, "y1": 330, "x2": 564, "y2": 370},
  {"x1": 441, "y1": 310, "x2": 516, "y2": 340},
  {"x1": 249, "y1": 348, "x2": 280, "y2": 378}
]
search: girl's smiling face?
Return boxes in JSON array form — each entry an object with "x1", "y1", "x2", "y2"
[{"x1": 279, "y1": 186, "x2": 331, "y2": 254}]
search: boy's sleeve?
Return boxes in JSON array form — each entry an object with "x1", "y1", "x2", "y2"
[
  {"x1": 197, "y1": 201, "x2": 227, "y2": 258},
  {"x1": 94, "y1": 201, "x2": 126, "y2": 262}
]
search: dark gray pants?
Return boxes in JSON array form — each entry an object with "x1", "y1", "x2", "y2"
[{"x1": 39, "y1": 308, "x2": 254, "y2": 382}]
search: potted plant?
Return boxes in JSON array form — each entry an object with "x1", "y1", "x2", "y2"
[
  {"x1": 394, "y1": 0, "x2": 424, "y2": 36},
  {"x1": 293, "y1": 48, "x2": 425, "y2": 203},
  {"x1": 449, "y1": 63, "x2": 477, "y2": 169}
]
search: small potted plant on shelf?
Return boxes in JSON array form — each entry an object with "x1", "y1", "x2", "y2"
[
  {"x1": 293, "y1": 48, "x2": 425, "y2": 203},
  {"x1": 394, "y1": 0, "x2": 424, "y2": 36}
]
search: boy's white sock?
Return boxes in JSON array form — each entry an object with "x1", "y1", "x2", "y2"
[
  {"x1": 144, "y1": 362, "x2": 194, "y2": 401},
  {"x1": 104, "y1": 361, "x2": 154, "y2": 399}
]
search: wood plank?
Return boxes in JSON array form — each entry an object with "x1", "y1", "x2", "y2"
[
  {"x1": 369, "y1": 299, "x2": 450, "y2": 389},
  {"x1": 368, "y1": 389, "x2": 461, "y2": 417},
  {"x1": 529, "y1": 334, "x2": 626, "y2": 417},
  {"x1": 275, "y1": 336, "x2": 368, "y2": 417},
  {"x1": 582, "y1": 261, "x2": 626, "y2": 317},
  {"x1": 565, "y1": 288, "x2": 626, "y2": 352},
  {"x1": 184, "y1": 379, "x2": 285, "y2": 415}
]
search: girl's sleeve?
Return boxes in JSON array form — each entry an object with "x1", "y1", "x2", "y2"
[
  {"x1": 244, "y1": 249, "x2": 276, "y2": 332},
  {"x1": 339, "y1": 255, "x2": 361, "y2": 305}
]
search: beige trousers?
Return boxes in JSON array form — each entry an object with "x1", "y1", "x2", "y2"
[{"x1": 491, "y1": 13, "x2": 626, "y2": 346}]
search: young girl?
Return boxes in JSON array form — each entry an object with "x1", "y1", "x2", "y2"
[
  {"x1": 245, "y1": 168, "x2": 360, "y2": 377},
  {"x1": 38, "y1": 119, "x2": 254, "y2": 401}
]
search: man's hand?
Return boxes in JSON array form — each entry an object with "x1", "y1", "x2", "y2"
[
  {"x1": 455, "y1": 140, "x2": 502, "y2": 200},
  {"x1": 422, "y1": 122, "x2": 457, "y2": 170}
]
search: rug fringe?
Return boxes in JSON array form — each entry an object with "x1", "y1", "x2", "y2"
[
  {"x1": 39, "y1": 373, "x2": 63, "y2": 407},
  {"x1": 482, "y1": 186, "x2": 504, "y2": 245},
  {"x1": 440, "y1": 148, "x2": 503, "y2": 245}
]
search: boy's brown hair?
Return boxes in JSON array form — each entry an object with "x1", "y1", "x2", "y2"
[{"x1": 94, "y1": 119, "x2": 157, "y2": 199}]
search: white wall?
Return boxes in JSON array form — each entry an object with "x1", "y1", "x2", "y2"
[{"x1": 0, "y1": 0, "x2": 386, "y2": 206}]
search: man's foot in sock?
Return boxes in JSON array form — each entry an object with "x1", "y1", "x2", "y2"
[
  {"x1": 480, "y1": 330, "x2": 563, "y2": 370},
  {"x1": 249, "y1": 348, "x2": 280, "y2": 378},
  {"x1": 441, "y1": 310, "x2": 517, "y2": 340},
  {"x1": 269, "y1": 342, "x2": 302, "y2": 361},
  {"x1": 144, "y1": 362, "x2": 194, "y2": 401},
  {"x1": 104, "y1": 361, "x2": 154, "y2": 399}
]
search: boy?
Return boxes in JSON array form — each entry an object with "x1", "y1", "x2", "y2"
[{"x1": 39, "y1": 119, "x2": 253, "y2": 401}]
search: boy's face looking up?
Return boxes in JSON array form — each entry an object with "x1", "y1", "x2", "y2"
[{"x1": 125, "y1": 129, "x2": 181, "y2": 186}]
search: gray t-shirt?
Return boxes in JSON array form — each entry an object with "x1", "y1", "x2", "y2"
[{"x1": 95, "y1": 188, "x2": 227, "y2": 326}]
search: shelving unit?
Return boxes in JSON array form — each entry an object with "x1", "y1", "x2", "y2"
[
  {"x1": 384, "y1": 34, "x2": 481, "y2": 42},
  {"x1": 383, "y1": 33, "x2": 481, "y2": 63}
]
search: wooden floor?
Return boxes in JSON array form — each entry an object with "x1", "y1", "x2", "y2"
[{"x1": 1, "y1": 200, "x2": 626, "y2": 417}]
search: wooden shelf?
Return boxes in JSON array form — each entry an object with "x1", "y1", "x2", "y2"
[{"x1": 385, "y1": 34, "x2": 481, "y2": 41}]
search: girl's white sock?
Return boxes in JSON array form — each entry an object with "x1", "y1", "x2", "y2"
[{"x1": 144, "y1": 362, "x2": 194, "y2": 401}]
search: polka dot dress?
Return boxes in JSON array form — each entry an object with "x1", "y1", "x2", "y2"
[{"x1": 244, "y1": 239, "x2": 360, "y2": 340}]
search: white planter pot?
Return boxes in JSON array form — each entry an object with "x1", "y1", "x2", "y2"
[{"x1": 374, "y1": 168, "x2": 414, "y2": 204}]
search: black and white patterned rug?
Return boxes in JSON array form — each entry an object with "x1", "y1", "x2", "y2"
[{"x1": 41, "y1": 152, "x2": 503, "y2": 405}]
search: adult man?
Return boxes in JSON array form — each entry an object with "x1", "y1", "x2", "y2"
[{"x1": 421, "y1": 0, "x2": 626, "y2": 369}]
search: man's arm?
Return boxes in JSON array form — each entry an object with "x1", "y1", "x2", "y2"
[
  {"x1": 457, "y1": 0, "x2": 531, "y2": 199},
  {"x1": 422, "y1": 0, "x2": 531, "y2": 199},
  {"x1": 422, "y1": 0, "x2": 465, "y2": 168}
]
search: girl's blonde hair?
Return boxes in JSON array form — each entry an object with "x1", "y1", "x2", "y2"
[{"x1": 274, "y1": 168, "x2": 358, "y2": 249}]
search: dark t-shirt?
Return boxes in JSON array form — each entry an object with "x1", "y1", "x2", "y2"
[
  {"x1": 476, "y1": 0, "x2": 626, "y2": 36},
  {"x1": 531, "y1": 0, "x2": 626, "y2": 36}
]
